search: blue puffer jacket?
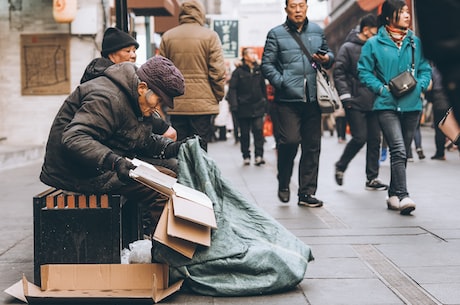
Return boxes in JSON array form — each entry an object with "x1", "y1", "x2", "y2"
[
  {"x1": 261, "y1": 18, "x2": 334, "y2": 103},
  {"x1": 358, "y1": 27, "x2": 432, "y2": 112}
]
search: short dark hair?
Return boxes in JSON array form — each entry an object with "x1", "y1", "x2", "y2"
[
  {"x1": 285, "y1": 0, "x2": 307, "y2": 6},
  {"x1": 378, "y1": 0, "x2": 407, "y2": 27},
  {"x1": 359, "y1": 14, "x2": 377, "y2": 32}
]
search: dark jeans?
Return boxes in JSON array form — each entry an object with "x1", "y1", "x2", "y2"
[
  {"x1": 336, "y1": 109, "x2": 381, "y2": 181},
  {"x1": 433, "y1": 108, "x2": 449, "y2": 157},
  {"x1": 171, "y1": 114, "x2": 213, "y2": 147},
  {"x1": 335, "y1": 116, "x2": 347, "y2": 140},
  {"x1": 231, "y1": 111, "x2": 240, "y2": 140},
  {"x1": 275, "y1": 102, "x2": 322, "y2": 196},
  {"x1": 377, "y1": 110, "x2": 420, "y2": 199},
  {"x1": 238, "y1": 116, "x2": 264, "y2": 159}
]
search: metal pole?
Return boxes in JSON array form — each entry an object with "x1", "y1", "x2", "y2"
[
  {"x1": 144, "y1": 16, "x2": 152, "y2": 58},
  {"x1": 115, "y1": 0, "x2": 128, "y2": 32}
]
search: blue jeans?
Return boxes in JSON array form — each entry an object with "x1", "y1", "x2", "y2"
[{"x1": 377, "y1": 110, "x2": 421, "y2": 199}]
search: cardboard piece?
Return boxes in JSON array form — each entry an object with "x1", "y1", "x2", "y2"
[
  {"x1": 153, "y1": 201, "x2": 197, "y2": 258},
  {"x1": 4, "y1": 264, "x2": 184, "y2": 304},
  {"x1": 129, "y1": 161, "x2": 217, "y2": 258}
]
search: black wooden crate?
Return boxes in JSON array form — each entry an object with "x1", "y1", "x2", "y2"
[{"x1": 33, "y1": 188, "x2": 122, "y2": 285}]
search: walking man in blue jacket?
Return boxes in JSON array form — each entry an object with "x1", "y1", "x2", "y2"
[{"x1": 261, "y1": 0, "x2": 334, "y2": 207}]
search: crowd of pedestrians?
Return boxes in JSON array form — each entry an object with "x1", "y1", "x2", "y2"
[{"x1": 39, "y1": 0, "x2": 459, "y2": 246}]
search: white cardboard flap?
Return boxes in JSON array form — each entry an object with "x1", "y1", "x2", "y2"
[
  {"x1": 130, "y1": 165, "x2": 177, "y2": 196},
  {"x1": 172, "y1": 194, "x2": 217, "y2": 229}
]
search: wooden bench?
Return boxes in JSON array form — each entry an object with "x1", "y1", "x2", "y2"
[{"x1": 33, "y1": 188, "x2": 136, "y2": 285}]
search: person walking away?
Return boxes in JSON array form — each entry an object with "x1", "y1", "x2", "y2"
[
  {"x1": 427, "y1": 65, "x2": 456, "y2": 160},
  {"x1": 81, "y1": 27, "x2": 177, "y2": 141},
  {"x1": 333, "y1": 14, "x2": 388, "y2": 191},
  {"x1": 414, "y1": 0, "x2": 460, "y2": 126},
  {"x1": 261, "y1": 0, "x2": 334, "y2": 207},
  {"x1": 227, "y1": 47, "x2": 267, "y2": 166},
  {"x1": 159, "y1": 0, "x2": 226, "y2": 150},
  {"x1": 358, "y1": 0, "x2": 432, "y2": 215}
]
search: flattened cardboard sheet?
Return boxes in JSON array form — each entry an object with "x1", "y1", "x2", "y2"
[{"x1": 4, "y1": 264, "x2": 184, "y2": 304}]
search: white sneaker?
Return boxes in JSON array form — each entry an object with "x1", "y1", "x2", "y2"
[
  {"x1": 386, "y1": 196, "x2": 399, "y2": 211},
  {"x1": 399, "y1": 197, "x2": 416, "y2": 215}
]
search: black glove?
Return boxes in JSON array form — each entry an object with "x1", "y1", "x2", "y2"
[
  {"x1": 163, "y1": 135, "x2": 207, "y2": 158},
  {"x1": 182, "y1": 135, "x2": 207, "y2": 152},
  {"x1": 189, "y1": 135, "x2": 207, "y2": 152},
  {"x1": 114, "y1": 157, "x2": 136, "y2": 183},
  {"x1": 103, "y1": 153, "x2": 136, "y2": 183}
]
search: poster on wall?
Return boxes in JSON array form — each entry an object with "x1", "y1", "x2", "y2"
[
  {"x1": 213, "y1": 19, "x2": 238, "y2": 59},
  {"x1": 20, "y1": 34, "x2": 70, "y2": 95}
]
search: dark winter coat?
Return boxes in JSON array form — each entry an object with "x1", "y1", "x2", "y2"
[
  {"x1": 40, "y1": 62, "x2": 174, "y2": 194},
  {"x1": 426, "y1": 66, "x2": 450, "y2": 111},
  {"x1": 261, "y1": 18, "x2": 334, "y2": 104},
  {"x1": 80, "y1": 57, "x2": 170, "y2": 135},
  {"x1": 227, "y1": 62, "x2": 267, "y2": 119},
  {"x1": 333, "y1": 30, "x2": 375, "y2": 111}
]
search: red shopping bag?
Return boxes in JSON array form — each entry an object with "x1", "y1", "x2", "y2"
[{"x1": 263, "y1": 115, "x2": 273, "y2": 137}]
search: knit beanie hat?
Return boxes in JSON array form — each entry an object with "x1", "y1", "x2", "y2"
[
  {"x1": 101, "y1": 27, "x2": 139, "y2": 58},
  {"x1": 136, "y1": 56, "x2": 185, "y2": 109}
]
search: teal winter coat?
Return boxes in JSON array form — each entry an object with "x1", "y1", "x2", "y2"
[{"x1": 358, "y1": 27, "x2": 431, "y2": 112}]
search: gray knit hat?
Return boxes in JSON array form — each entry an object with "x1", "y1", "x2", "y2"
[
  {"x1": 101, "y1": 27, "x2": 139, "y2": 58},
  {"x1": 136, "y1": 56, "x2": 185, "y2": 109}
]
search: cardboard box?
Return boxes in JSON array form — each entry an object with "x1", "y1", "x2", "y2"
[
  {"x1": 5, "y1": 264, "x2": 184, "y2": 304},
  {"x1": 129, "y1": 162, "x2": 217, "y2": 258}
]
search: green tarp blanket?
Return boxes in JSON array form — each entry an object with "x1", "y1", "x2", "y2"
[{"x1": 152, "y1": 138, "x2": 314, "y2": 296}]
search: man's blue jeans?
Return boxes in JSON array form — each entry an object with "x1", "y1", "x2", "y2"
[{"x1": 377, "y1": 110, "x2": 421, "y2": 199}]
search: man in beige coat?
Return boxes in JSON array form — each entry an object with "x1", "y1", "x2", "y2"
[{"x1": 159, "y1": 0, "x2": 226, "y2": 148}]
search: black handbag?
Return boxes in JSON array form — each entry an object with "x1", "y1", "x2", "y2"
[{"x1": 388, "y1": 38, "x2": 417, "y2": 98}]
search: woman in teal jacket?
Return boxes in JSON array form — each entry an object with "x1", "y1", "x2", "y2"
[{"x1": 358, "y1": 0, "x2": 431, "y2": 215}]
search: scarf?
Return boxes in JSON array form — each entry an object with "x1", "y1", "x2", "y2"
[{"x1": 385, "y1": 25, "x2": 408, "y2": 47}]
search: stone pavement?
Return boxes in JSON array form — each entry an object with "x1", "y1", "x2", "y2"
[{"x1": 1, "y1": 126, "x2": 460, "y2": 305}]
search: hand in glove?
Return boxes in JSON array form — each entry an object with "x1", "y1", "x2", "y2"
[
  {"x1": 114, "y1": 157, "x2": 136, "y2": 183},
  {"x1": 163, "y1": 135, "x2": 207, "y2": 159},
  {"x1": 186, "y1": 135, "x2": 207, "y2": 152},
  {"x1": 103, "y1": 153, "x2": 136, "y2": 183}
]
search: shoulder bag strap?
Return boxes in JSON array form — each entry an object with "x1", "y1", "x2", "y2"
[
  {"x1": 409, "y1": 37, "x2": 415, "y2": 75},
  {"x1": 283, "y1": 23, "x2": 318, "y2": 70}
]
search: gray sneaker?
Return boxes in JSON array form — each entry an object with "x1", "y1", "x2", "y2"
[{"x1": 365, "y1": 179, "x2": 388, "y2": 191}]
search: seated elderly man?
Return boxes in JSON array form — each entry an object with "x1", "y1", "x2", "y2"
[{"x1": 40, "y1": 56, "x2": 201, "y2": 236}]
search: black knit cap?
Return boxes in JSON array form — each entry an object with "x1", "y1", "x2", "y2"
[
  {"x1": 136, "y1": 56, "x2": 185, "y2": 109},
  {"x1": 101, "y1": 27, "x2": 139, "y2": 58}
]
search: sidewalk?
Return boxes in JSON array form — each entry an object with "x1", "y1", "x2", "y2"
[{"x1": 1, "y1": 126, "x2": 460, "y2": 305}]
